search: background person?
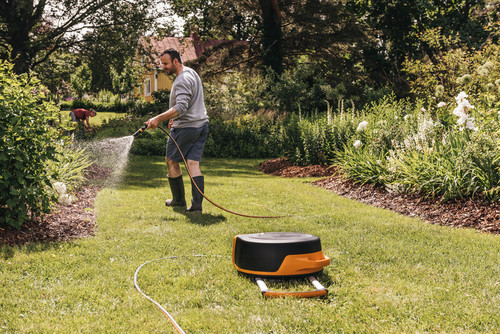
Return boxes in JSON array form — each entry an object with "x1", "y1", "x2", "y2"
[
  {"x1": 145, "y1": 48, "x2": 209, "y2": 214},
  {"x1": 69, "y1": 108, "x2": 97, "y2": 133}
]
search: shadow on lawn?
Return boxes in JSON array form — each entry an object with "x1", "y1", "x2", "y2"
[
  {"x1": 172, "y1": 207, "x2": 226, "y2": 225},
  {"x1": 121, "y1": 158, "x2": 265, "y2": 190}
]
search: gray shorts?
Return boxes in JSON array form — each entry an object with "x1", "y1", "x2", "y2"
[{"x1": 166, "y1": 122, "x2": 209, "y2": 162}]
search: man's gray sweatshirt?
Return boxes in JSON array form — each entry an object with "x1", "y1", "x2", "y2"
[{"x1": 170, "y1": 66, "x2": 208, "y2": 129}]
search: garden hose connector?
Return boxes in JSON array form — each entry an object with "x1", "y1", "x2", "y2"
[{"x1": 133, "y1": 125, "x2": 147, "y2": 137}]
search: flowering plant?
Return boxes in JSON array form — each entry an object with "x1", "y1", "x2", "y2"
[{"x1": 452, "y1": 92, "x2": 477, "y2": 131}]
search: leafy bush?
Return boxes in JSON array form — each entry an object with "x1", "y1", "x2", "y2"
[
  {"x1": 204, "y1": 114, "x2": 286, "y2": 158},
  {"x1": 403, "y1": 35, "x2": 500, "y2": 110},
  {"x1": 59, "y1": 99, "x2": 135, "y2": 113},
  {"x1": 130, "y1": 130, "x2": 167, "y2": 156},
  {"x1": 0, "y1": 60, "x2": 59, "y2": 229}
]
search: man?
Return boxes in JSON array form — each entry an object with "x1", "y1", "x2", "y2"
[
  {"x1": 69, "y1": 108, "x2": 97, "y2": 132},
  {"x1": 146, "y1": 48, "x2": 209, "y2": 214}
]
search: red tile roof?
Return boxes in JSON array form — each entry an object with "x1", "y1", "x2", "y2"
[{"x1": 138, "y1": 36, "x2": 233, "y2": 69}]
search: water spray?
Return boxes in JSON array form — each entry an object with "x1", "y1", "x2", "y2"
[{"x1": 132, "y1": 124, "x2": 287, "y2": 218}]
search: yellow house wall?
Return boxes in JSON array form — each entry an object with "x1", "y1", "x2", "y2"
[{"x1": 140, "y1": 70, "x2": 173, "y2": 102}]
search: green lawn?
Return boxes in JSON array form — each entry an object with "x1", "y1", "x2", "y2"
[{"x1": 1, "y1": 157, "x2": 499, "y2": 333}]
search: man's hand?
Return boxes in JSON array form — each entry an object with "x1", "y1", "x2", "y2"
[{"x1": 146, "y1": 116, "x2": 160, "y2": 130}]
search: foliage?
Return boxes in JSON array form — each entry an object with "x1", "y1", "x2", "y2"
[
  {"x1": 334, "y1": 93, "x2": 500, "y2": 202},
  {"x1": 109, "y1": 58, "x2": 143, "y2": 96},
  {"x1": 390, "y1": 130, "x2": 500, "y2": 201},
  {"x1": 94, "y1": 116, "x2": 145, "y2": 140},
  {"x1": 151, "y1": 89, "x2": 170, "y2": 104},
  {"x1": 0, "y1": 0, "x2": 161, "y2": 75},
  {"x1": 60, "y1": 99, "x2": 136, "y2": 114},
  {"x1": 95, "y1": 90, "x2": 119, "y2": 104},
  {"x1": 46, "y1": 145, "x2": 94, "y2": 193},
  {"x1": 70, "y1": 63, "x2": 93, "y2": 99},
  {"x1": 204, "y1": 114, "x2": 285, "y2": 158},
  {"x1": 348, "y1": 0, "x2": 498, "y2": 96},
  {"x1": 0, "y1": 60, "x2": 59, "y2": 229},
  {"x1": 34, "y1": 50, "x2": 77, "y2": 102},
  {"x1": 336, "y1": 145, "x2": 391, "y2": 186},
  {"x1": 404, "y1": 40, "x2": 500, "y2": 109}
]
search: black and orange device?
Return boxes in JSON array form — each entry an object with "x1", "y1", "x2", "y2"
[{"x1": 232, "y1": 232, "x2": 330, "y2": 298}]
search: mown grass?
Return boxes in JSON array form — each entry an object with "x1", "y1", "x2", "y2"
[{"x1": 1, "y1": 157, "x2": 499, "y2": 333}]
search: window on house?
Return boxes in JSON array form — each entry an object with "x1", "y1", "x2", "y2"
[{"x1": 144, "y1": 77, "x2": 151, "y2": 96}]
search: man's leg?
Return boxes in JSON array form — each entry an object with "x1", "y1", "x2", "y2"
[
  {"x1": 165, "y1": 157, "x2": 186, "y2": 207},
  {"x1": 186, "y1": 159, "x2": 204, "y2": 213}
]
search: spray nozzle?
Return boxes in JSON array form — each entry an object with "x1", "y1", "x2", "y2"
[{"x1": 133, "y1": 125, "x2": 148, "y2": 137}]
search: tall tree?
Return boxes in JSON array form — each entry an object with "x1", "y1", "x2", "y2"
[
  {"x1": 169, "y1": 0, "x2": 365, "y2": 77},
  {"x1": 259, "y1": 0, "x2": 283, "y2": 74},
  {"x1": 0, "y1": 0, "x2": 156, "y2": 75},
  {"x1": 348, "y1": 0, "x2": 497, "y2": 95}
]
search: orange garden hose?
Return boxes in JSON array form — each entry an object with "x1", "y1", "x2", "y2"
[{"x1": 155, "y1": 124, "x2": 288, "y2": 219}]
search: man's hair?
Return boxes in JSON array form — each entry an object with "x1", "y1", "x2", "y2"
[
  {"x1": 160, "y1": 48, "x2": 182, "y2": 64},
  {"x1": 89, "y1": 108, "x2": 97, "y2": 114}
]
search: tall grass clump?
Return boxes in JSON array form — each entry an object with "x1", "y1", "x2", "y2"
[{"x1": 46, "y1": 144, "x2": 94, "y2": 192}]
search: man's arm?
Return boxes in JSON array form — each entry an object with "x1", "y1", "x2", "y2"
[
  {"x1": 146, "y1": 107, "x2": 179, "y2": 129},
  {"x1": 84, "y1": 116, "x2": 92, "y2": 131}
]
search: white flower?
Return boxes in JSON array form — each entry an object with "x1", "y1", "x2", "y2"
[
  {"x1": 457, "y1": 113, "x2": 468, "y2": 126},
  {"x1": 404, "y1": 114, "x2": 411, "y2": 121},
  {"x1": 353, "y1": 140, "x2": 362, "y2": 149},
  {"x1": 465, "y1": 118, "x2": 478, "y2": 131},
  {"x1": 421, "y1": 107, "x2": 426, "y2": 112},
  {"x1": 437, "y1": 102, "x2": 447, "y2": 108},
  {"x1": 53, "y1": 182, "x2": 67, "y2": 195},
  {"x1": 58, "y1": 194, "x2": 73, "y2": 206},
  {"x1": 453, "y1": 105, "x2": 464, "y2": 116},
  {"x1": 356, "y1": 121, "x2": 368, "y2": 132},
  {"x1": 455, "y1": 92, "x2": 468, "y2": 104},
  {"x1": 459, "y1": 99, "x2": 474, "y2": 111}
]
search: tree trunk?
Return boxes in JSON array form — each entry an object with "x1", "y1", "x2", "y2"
[{"x1": 259, "y1": 0, "x2": 283, "y2": 75}]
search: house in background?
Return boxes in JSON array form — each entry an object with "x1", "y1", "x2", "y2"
[{"x1": 136, "y1": 35, "x2": 233, "y2": 102}]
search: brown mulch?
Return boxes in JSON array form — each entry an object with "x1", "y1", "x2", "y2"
[
  {"x1": 259, "y1": 158, "x2": 499, "y2": 234},
  {"x1": 0, "y1": 164, "x2": 113, "y2": 246}
]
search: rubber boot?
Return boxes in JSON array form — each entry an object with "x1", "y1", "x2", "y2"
[
  {"x1": 186, "y1": 176, "x2": 204, "y2": 214},
  {"x1": 165, "y1": 175, "x2": 186, "y2": 207}
]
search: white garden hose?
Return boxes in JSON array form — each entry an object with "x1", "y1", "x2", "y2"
[{"x1": 133, "y1": 255, "x2": 229, "y2": 334}]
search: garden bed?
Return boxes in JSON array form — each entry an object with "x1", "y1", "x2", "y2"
[
  {"x1": 0, "y1": 164, "x2": 111, "y2": 246},
  {"x1": 259, "y1": 158, "x2": 499, "y2": 234}
]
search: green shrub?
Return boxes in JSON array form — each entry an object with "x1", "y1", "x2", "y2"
[
  {"x1": 403, "y1": 37, "x2": 500, "y2": 109},
  {"x1": 59, "y1": 99, "x2": 135, "y2": 113},
  {"x1": 130, "y1": 130, "x2": 167, "y2": 156},
  {"x1": 0, "y1": 60, "x2": 59, "y2": 229},
  {"x1": 204, "y1": 115, "x2": 285, "y2": 158}
]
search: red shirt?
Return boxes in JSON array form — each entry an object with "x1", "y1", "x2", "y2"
[{"x1": 72, "y1": 108, "x2": 91, "y2": 120}]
